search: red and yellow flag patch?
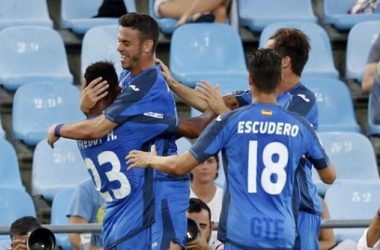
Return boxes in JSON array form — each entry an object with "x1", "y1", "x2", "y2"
[{"x1": 261, "y1": 109, "x2": 272, "y2": 116}]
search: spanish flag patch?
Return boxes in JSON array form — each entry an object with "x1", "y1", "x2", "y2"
[{"x1": 262, "y1": 109, "x2": 272, "y2": 116}]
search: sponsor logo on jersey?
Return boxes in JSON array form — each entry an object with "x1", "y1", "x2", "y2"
[
  {"x1": 297, "y1": 94, "x2": 310, "y2": 102},
  {"x1": 129, "y1": 85, "x2": 140, "y2": 91},
  {"x1": 144, "y1": 112, "x2": 164, "y2": 119}
]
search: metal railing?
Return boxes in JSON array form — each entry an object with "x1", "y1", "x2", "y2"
[{"x1": 0, "y1": 219, "x2": 373, "y2": 235}]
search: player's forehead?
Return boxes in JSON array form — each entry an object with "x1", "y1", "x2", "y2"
[{"x1": 118, "y1": 26, "x2": 140, "y2": 42}]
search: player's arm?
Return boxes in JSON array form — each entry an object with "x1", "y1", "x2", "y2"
[
  {"x1": 157, "y1": 58, "x2": 209, "y2": 111},
  {"x1": 316, "y1": 164, "x2": 335, "y2": 184},
  {"x1": 69, "y1": 216, "x2": 90, "y2": 250},
  {"x1": 47, "y1": 115, "x2": 117, "y2": 148},
  {"x1": 127, "y1": 145, "x2": 200, "y2": 175},
  {"x1": 178, "y1": 110, "x2": 217, "y2": 139}
]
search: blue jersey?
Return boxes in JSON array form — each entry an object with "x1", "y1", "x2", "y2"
[
  {"x1": 107, "y1": 65, "x2": 179, "y2": 179},
  {"x1": 233, "y1": 84, "x2": 322, "y2": 215},
  {"x1": 78, "y1": 114, "x2": 178, "y2": 248},
  {"x1": 190, "y1": 103, "x2": 329, "y2": 249}
]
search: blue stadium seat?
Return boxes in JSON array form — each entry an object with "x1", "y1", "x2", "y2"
[
  {"x1": 0, "y1": 139, "x2": 24, "y2": 191},
  {"x1": 302, "y1": 78, "x2": 361, "y2": 133},
  {"x1": 0, "y1": 0, "x2": 53, "y2": 30},
  {"x1": 323, "y1": 0, "x2": 380, "y2": 30},
  {"x1": 367, "y1": 93, "x2": 380, "y2": 136},
  {"x1": 259, "y1": 22, "x2": 339, "y2": 79},
  {"x1": 0, "y1": 239, "x2": 11, "y2": 249},
  {"x1": 324, "y1": 181, "x2": 380, "y2": 242},
  {"x1": 0, "y1": 26, "x2": 73, "y2": 91},
  {"x1": 170, "y1": 23, "x2": 248, "y2": 88},
  {"x1": 12, "y1": 83, "x2": 85, "y2": 146},
  {"x1": 346, "y1": 21, "x2": 380, "y2": 83},
  {"x1": 148, "y1": 0, "x2": 176, "y2": 35},
  {"x1": 51, "y1": 188, "x2": 76, "y2": 250},
  {"x1": 238, "y1": 0, "x2": 317, "y2": 32},
  {"x1": 61, "y1": 0, "x2": 136, "y2": 35},
  {"x1": 312, "y1": 132, "x2": 380, "y2": 196},
  {"x1": 32, "y1": 138, "x2": 89, "y2": 201},
  {"x1": 176, "y1": 137, "x2": 192, "y2": 155},
  {"x1": 0, "y1": 188, "x2": 36, "y2": 226},
  {"x1": 81, "y1": 25, "x2": 122, "y2": 78}
]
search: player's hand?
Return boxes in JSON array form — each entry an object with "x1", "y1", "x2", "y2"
[
  {"x1": 155, "y1": 58, "x2": 177, "y2": 89},
  {"x1": 196, "y1": 81, "x2": 231, "y2": 115},
  {"x1": 47, "y1": 124, "x2": 60, "y2": 148},
  {"x1": 223, "y1": 93, "x2": 240, "y2": 110},
  {"x1": 11, "y1": 239, "x2": 28, "y2": 250},
  {"x1": 185, "y1": 232, "x2": 211, "y2": 250},
  {"x1": 126, "y1": 145, "x2": 157, "y2": 170},
  {"x1": 80, "y1": 77, "x2": 109, "y2": 114}
]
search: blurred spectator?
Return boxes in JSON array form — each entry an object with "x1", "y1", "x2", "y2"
[
  {"x1": 93, "y1": 0, "x2": 127, "y2": 18},
  {"x1": 358, "y1": 200, "x2": 380, "y2": 249},
  {"x1": 348, "y1": 0, "x2": 379, "y2": 14},
  {"x1": 9, "y1": 216, "x2": 41, "y2": 250},
  {"x1": 319, "y1": 198, "x2": 357, "y2": 250},
  {"x1": 154, "y1": 0, "x2": 230, "y2": 27},
  {"x1": 67, "y1": 178, "x2": 105, "y2": 250},
  {"x1": 190, "y1": 154, "x2": 223, "y2": 223},
  {"x1": 186, "y1": 198, "x2": 223, "y2": 250},
  {"x1": 362, "y1": 35, "x2": 380, "y2": 93}
]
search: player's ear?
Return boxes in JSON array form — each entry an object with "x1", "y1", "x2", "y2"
[{"x1": 143, "y1": 39, "x2": 153, "y2": 54}]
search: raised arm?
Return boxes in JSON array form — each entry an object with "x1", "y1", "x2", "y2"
[
  {"x1": 47, "y1": 115, "x2": 117, "y2": 148},
  {"x1": 178, "y1": 110, "x2": 217, "y2": 139},
  {"x1": 317, "y1": 164, "x2": 336, "y2": 184},
  {"x1": 157, "y1": 58, "x2": 209, "y2": 112}
]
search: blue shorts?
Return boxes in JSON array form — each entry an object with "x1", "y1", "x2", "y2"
[
  {"x1": 107, "y1": 227, "x2": 151, "y2": 250},
  {"x1": 297, "y1": 211, "x2": 321, "y2": 250},
  {"x1": 151, "y1": 179, "x2": 190, "y2": 250}
]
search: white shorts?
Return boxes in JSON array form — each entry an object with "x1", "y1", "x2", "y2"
[{"x1": 154, "y1": 0, "x2": 171, "y2": 17}]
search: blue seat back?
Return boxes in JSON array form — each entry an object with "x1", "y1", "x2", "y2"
[
  {"x1": 81, "y1": 25, "x2": 122, "y2": 78},
  {"x1": 0, "y1": 187, "x2": 36, "y2": 226},
  {"x1": 148, "y1": 0, "x2": 177, "y2": 34},
  {"x1": 325, "y1": 181, "x2": 380, "y2": 241},
  {"x1": 0, "y1": 26, "x2": 73, "y2": 91},
  {"x1": 238, "y1": 0, "x2": 317, "y2": 32},
  {"x1": 51, "y1": 188, "x2": 76, "y2": 250},
  {"x1": 61, "y1": 0, "x2": 136, "y2": 34},
  {"x1": 12, "y1": 83, "x2": 85, "y2": 146},
  {"x1": 323, "y1": 0, "x2": 380, "y2": 29},
  {"x1": 0, "y1": 139, "x2": 24, "y2": 191},
  {"x1": 32, "y1": 139, "x2": 89, "y2": 201},
  {"x1": 0, "y1": 0, "x2": 53, "y2": 30},
  {"x1": 176, "y1": 137, "x2": 192, "y2": 155},
  {"x1": 259, "y1": 22, "x2": 339, "y2": 79},
  {"x1": 346, "y1": 21, "x2": 380, "y2": 82},
  {"x1": 170, "y1": 23, "x2": 248, "y2": 88},
  {"x1": 303, "y1": 78, "x2": 361, "y2": 132}
]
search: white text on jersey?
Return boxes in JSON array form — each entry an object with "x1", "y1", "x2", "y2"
[{"x1": 237, "y1": 121, "x2": 299, "y2": 137}]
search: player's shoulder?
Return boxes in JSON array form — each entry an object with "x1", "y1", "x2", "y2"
[{"x1": 290, "y1": 84, "x2": 316, "y2": 104}]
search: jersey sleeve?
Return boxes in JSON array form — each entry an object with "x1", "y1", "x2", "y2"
[
  {"x1": 104, "y1": 69, "x2": 158, "y2": 124},
  {"x1": 232, "y1": 89, "x2": 251, "y2": 107},
  {"x1": 190, "y1": 112, "x2": 236, "y2": 163},
  {"x1": 303, "y1": 124, "x2": 330, "y2": 170}
]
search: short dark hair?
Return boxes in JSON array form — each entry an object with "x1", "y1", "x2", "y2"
[
  {"x1": 248, "y1": 48, "x2": 282, "y2": 94},
  {"x1": 119, "y1": 13, "x2": 159, "y2": 53},
  {"x1": 190, "y1": 154, "x2": 220, "y2": 181},
  {"x1": 188, "y1": 198, "x2": 212, "y2": 221},
  {"x1": 269, "y1": 28, "x2": 310, "y2": 76},
  {"x1": 84, "y1": 60, "x2": 119, "y2": 94},
  {"x1": 10, "y1": 216, "x2": 41, "y2": 240}
]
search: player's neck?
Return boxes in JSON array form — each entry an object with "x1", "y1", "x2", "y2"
[
  {"x1": 129, "y1": 55, "x2": 156, "y2": 76},
  {"x1": 252, "y1": 92, "x2": 277, "y2": 104},
  {"x1": 278, "y1": 73, "x2": 300, "y2": 94}
]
